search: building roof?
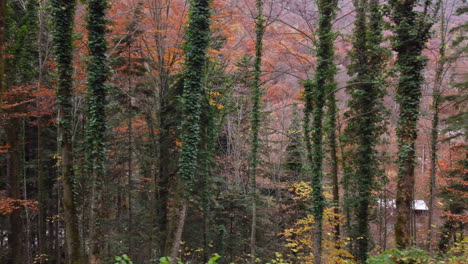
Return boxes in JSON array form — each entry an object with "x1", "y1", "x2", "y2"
[
  {"x1": 413, "y1": 200, "x2": 429, "y2": 211},
  {"x1": 377, "y1": 199, "x2": 429, "y2": 211}
]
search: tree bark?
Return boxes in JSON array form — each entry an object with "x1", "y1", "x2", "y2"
[
  {"x1": 169, "y1": 201, "x2": 187, "y2": 264},
  {"x1": 249, "y1": 0, "x2": 265, "y2": 262}
]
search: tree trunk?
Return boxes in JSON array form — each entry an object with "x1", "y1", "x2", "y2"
[
  {"x1": 149, "y1": 2, "x2": 173, "y2": 253},
  {"x1": 338, "y1": 117, "x2": 352, "y2": 249},
  {"x1": 169, "y1": 201, "x2": 187, "y2": 264},
  {"x1": 308, "y1": 1, "x2": 338, "y2": 262},
  {"x1": 159, "y1": 96, "x2": 176, "y2": 256},
  {"x1": 37, "y1": 123, "x2": 47, "y2": 258},
  {"x1": 391, "y1": 0, "x2": 434, "y2": 249},
  {"x1": 395, "y1": 144, "x2": 417, "y2": 248},
  {"x1": 127, "y1": 44, "x2": 134, "y2": 259},
  {"x1": 428, "y1": 4, "x2": 446, "y2": 252},
  {"x1": 327, "y1": 83, "x2": 340, "y2": 247},
  {"x1": 51, "y1": 0, "x2": 82, "y2": 262},
  {"x1": 173, "y1": 0, "x2": 211, "y2": 260},
  {"x1": 249, "y1": 0, "x2": 265, "y2": 262},
  {"x1": 7, "y1": 119, "x2": 25, "y2": 264},
  {"x1": 86, "y1": 0, "x2": 109, "y2": 262}
]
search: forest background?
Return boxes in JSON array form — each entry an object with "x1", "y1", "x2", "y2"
[{"x1": 0, "y1": 0, "x2": 466, "y2": 264}]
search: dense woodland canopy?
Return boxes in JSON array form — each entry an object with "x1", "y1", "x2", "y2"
[{"x1": 0, "y1": 0, "x2": 466, "y2": 263}]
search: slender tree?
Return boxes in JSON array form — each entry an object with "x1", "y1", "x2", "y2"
[
  {"x1": 438, "y1": 2, "x2": 467, "y2": 251},
  {"x1": 51, "y1": 0, "x2": 82, "y2": 263},
  {"x1": 427, "y1": 1, "x2": 448, "y2": 252},
  {"x1": 389, "y1": 0, "x2": 437, "y2": 248},
  {"x1": 85, "y1": 0, "x2": 109, "y2": 262},
  {"x1": 303, "y1": 0, "x2": 338, "y2": 263},
  {"x1": 148, "y1": 0, "x2": 182, "y2": 255},
  {"x1": 249, "y1": 0, "x2": 266, "y2": 262},
  {"x1": 344, "y1": 0, "x2": 387, "y2": 261},
  {"x1": 324, "y1": 33, "x2": 340, "y2": 252},
  {"x1": 171, "y1": 0, "x2": 211, "y2": 262}
]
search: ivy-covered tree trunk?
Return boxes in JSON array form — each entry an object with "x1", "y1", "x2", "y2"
[
  {"x1": 345, "y1": 0, "x2": 387, "y2": 262},
  {"x1": 390, "y1": 0, "x2": 434, "y2": 249},
  {"x1": 51, "y1": 0, "x2": 82, "y2": 263},
  {"x1": 171, "y1": 0, "x2": 211, "y2": 262},
  {"x1": 249, "y1": 0, "x2": 265, "y2": 262},
  {"x1": 304, "y1": 1, "x2": 338, "y2": 263},
  {"x1": 86, "y1": 0, "x2": 109, "y2": 262}
]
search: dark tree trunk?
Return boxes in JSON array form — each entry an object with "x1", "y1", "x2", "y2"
[{"x1": 7, "y1": 119, "x2": 25, "y2": 264}]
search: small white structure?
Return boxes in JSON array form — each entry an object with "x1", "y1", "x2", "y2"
[
  {"x1": 377, "y1": 199, "x2": 429, "y2": 215},
  {"x1": 413, "y1": 200, "x2": 429, "y2": 211}
]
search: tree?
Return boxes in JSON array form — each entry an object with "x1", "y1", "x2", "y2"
[
  {"x1": 437, "y1": 145, "x2": 467, "y2": 253},
  {"x1": 85, "y1": 0, "x2": 109, "y2": 262},
  {"x1": 3, "y1": 1, "x2": 39, "y2": 262},
  {"x1": 249, "y1": 0, "x2": 266, "y2": 262},
  {"x1": 324, "y1": 16, "x2": 340, "y2": 254},
  {"x1": 389, "y1": 0, "x2": 438, "y2": 249},
  {"x1": 302, "y1": 0, "x2": 338, "y2": 263},
  {"x1": 51, "y1": 0, "x2": 82, "y2": 263},
  {"x1": 171, "y1": 0, "x2": 211, "y2": 262},
  {"x1": 344, "y1": 0, "x2": 387, "y2": 261},
  {"x1": 438, "y1": 2, "x2": 467, "y2": 251},
  {"x1": 427, "y1": 0, "x2": 450, "y2": 252}
]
